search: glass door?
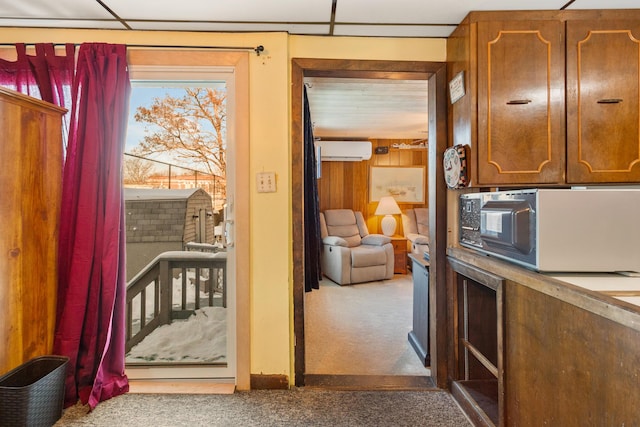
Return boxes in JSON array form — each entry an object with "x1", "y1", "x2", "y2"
[{"x1": 123, "y1": 64, "x2": 237, "y2": 381}]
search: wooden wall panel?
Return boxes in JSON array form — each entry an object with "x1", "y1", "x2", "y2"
[{"x1": 317, "y1": 139, "x2": 428, "y2": 235}]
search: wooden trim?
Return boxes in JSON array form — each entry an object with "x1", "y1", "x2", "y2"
[
  {"x1": 464, "y1": 9, "x2": 640, "y2": 23},
  {"x1": 250, "y1": 374, "x2": 289, "y2": 390},
  {"x1": 0, "y1": 86, "x2": 67, "y2": 113},
  {"x1": 233, "y1": 53, "x2": 251, "y2": 391},
  {"x1": 291, "y1": 59, "x2": 306, "y2": 387},
  {"x1": 461, "y1": 339, "x2": 498, "y2": 377},
  {"x1": 303, "y1": 374, "x2": 435, "y2": 390},
  {"x1": 449, "y1": 257, "x2": 504, "y2": 290},
  {"x1": 451, "y1": 380, "x2": 497, "y2": 427},
  {"x1": 428, "y1": 62, "x2": 450, "y2": 389},
  {"x1": 128, "y1": 380, "x2": 235, "y2": 394}
]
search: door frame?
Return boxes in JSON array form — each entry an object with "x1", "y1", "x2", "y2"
[
  {"x1": 291, "y1": 58, "x2": 449, "y2": 388},
  {"x1": 125, "y1": 49, "x2": 250, "y2": 389}
]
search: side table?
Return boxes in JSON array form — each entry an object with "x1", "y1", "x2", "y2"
[{"x1": 390, "y1": 236, "x2": 408, "y2": 274}]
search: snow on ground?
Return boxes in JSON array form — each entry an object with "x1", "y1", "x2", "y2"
[
  {"x1": 126, "y1": 306, "x2": 227, "y2": 363},
  {"x1": 126, "y1": 269, "x2": 227, "y2": 364}
]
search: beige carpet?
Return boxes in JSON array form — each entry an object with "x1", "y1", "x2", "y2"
[
  {"x1": 304, "y1": 274, "x2": 430, "y2": 376},
  {"x1": 56, "y1": 389, "x2": 471, "y2": 426}
]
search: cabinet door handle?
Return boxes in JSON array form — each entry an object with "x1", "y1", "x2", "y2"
[
  {"x1": 597, "y1": 98, "x2": 623, "y2": 104},
  {"x1": 506, "y1": 99, "x2": 532, "y2": 105}
]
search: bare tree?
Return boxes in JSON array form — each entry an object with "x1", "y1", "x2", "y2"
[
  {"x1": 134, "y1": 88, "x2": 226, "y2": 179},
  {"x1": 123, "y1": 154, "x2": 154, "y2": 185}
]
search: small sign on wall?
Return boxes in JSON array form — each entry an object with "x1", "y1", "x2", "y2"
[{"x1": 449, "y1": 71, "x2": 465, "y2": 104}]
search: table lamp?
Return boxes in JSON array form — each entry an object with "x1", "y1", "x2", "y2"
[{"x1": 375, "y1": 195, "x2": 401, "y2": 236}]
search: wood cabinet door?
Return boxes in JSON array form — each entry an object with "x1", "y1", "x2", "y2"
[
  {"x1": 566, "y1": 20, "x2": 640, "y2": 183},
  {"x1": 477, "y1": 20, "x2": 565, "y2": 185}
]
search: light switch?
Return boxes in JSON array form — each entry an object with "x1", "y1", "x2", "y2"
[{"x1": 256, "y1": 172, "x2": 276, "y2": 193}]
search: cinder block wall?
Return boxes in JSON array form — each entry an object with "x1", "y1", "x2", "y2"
[{"x1": 125, "y1": 199, "x2": 186, "y2": 281}]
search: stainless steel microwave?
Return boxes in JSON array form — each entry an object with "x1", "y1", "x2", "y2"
[{"x1": 459, "y1": 188, "x2": 640, "y2": 273}]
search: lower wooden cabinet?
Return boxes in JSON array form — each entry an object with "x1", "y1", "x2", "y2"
[
  {"x1": 449, "y1": 257, "x2": 505, "y2": 427},
  {"x1": 449, "y1": 247, "x2": 640, "y2": 426}
]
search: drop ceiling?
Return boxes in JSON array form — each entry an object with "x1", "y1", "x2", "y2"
[
  {"x1": 0, "y1": 0, "x2": 635, "y2": 38},
  {"x1": 0, "y1": 0, "x2": 636, "y2": 140}
]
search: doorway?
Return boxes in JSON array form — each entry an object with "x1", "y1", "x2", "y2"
[
  {"x1": 124, "y1": 49, "x2": 250, "y2": 389},
  {"x1": 291, "y1": 58, "x2": 449, "y2": 388}
]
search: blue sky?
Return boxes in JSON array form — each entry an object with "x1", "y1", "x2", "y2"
[
  {"x1": 125, "y1": 82, "x2": 227, "y2": 175},
  {"x1": 126, "y1": 86, "x2": 185, "y2": 153},
  {"x1": 126, "y1": 82, "x2": 227, "y2": 154}
]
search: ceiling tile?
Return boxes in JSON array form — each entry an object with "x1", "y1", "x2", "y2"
[
  {"x1": 128, "y1": 21, "x2": 330, "y2": 34},
  {"x1": 106, "y1": 0, "x2": 333, "y2": 22},
  {"x1": 335, "y1": 0, "x2": 570, "y2": 24},
  {"x1": 0, "y1": 18, "x2": 126, "y2": 30},
  {"x1": 0, "y1": 0, "x2": 114, "y2": 19},
  {"x1": 333, "y1": 24, "x2": 456, "y2": 38}
]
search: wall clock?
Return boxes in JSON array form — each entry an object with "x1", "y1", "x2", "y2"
[{"x1": 443, "y1": 144, "x2": 468, "y2": 189}]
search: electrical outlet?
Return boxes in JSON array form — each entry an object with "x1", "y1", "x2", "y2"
[{"x1": 256, "y1": 172, "x2": 276, "y2": 193}]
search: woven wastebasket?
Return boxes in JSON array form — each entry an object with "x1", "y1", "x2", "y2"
[{"x1": 0, "y1": 355, "x2": 69, "y2": 427}]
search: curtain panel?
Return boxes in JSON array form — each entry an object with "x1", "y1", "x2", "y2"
[
  {"x1": 303, "y1": 86, "x2": 322, "y2": 292},
  {"x1": 0, "y1": 43, "x2": 131, "y2": 409},
  {"x1": 55, "y1": 43, "x2": 131, "y2": 409},
  {"x1": 0, "y1": 43, "x2": 75, "y2": 145}
]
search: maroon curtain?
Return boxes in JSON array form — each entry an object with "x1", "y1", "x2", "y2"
[
  {"x1": 0, "y1": 43, "x2": 75, "y2": 142},
  {"x1": 54, "y1": 43, "x2": 131, "y2": 408},
  {"x1": 0, "y1": 42, "x2": 131, "y2": 409}
]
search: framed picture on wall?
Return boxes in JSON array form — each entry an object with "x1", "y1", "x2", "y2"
[{"x1": 369, "y1": 166, "x2": 425, "y2": 203}]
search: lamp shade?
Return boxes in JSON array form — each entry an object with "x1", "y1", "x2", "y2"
[
  {"x1": 375, "y1": 196, "x2": 401, "y2": 236},
  {"x1": 375, "y1": 196, "x2": 401, "y2": 216}
]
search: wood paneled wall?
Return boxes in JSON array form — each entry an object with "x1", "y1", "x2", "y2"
[{"x1": 317, "y1": 139, "x2": 428, "y2": 235}]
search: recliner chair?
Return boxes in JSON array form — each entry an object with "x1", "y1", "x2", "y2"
[
  {"x1": 401, "y1": 208, "x2": 430, "y2": 256},
  {"x1": 319, "y1": 209, "x2": 394, "y2": 285}
]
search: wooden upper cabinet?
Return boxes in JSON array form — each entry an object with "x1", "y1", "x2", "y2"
[
  {"x1": 566, "y1": 20, "x2": 640, "y2": 183},
  {"x1": 477, "y1": 20, "x2": 565, "y2": 185}
]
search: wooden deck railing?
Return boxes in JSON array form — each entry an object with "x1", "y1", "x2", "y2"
[{"x1": 125, "y1": 250, "x2": 227, "y2": 353}]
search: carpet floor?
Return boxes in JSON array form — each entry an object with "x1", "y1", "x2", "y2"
[
  {"x1": 55, "y1": 388, "x2": 471, "y2": 426},
  {"x1": 305, "y1": 275, "x2": 429, "y2": 376}
]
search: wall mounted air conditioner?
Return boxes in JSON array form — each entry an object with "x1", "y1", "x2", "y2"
[{"x1": 314, "y1": 140, "x2": 372, "y2": 162}]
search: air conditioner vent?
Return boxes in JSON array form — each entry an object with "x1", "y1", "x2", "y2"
[{"x1": 314, "y1": 140, "x2": 372, "y2": 162}]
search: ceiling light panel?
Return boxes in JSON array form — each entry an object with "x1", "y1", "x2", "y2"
[
  {"x1": 0, "y1": 0, "x2": 114, "y2": 19},
  {"x1": 335, "y1": 0, "x2": 569, "y2": 24},
  {"x1": 333, "y1": 24, "x2": 456, "y2": 38},
  {"x1": 105, "y1": 0, "x2": 333, "y2": 22},
  {"x1": 128, "y1": 21, "x2": 330, "y2": 34}
]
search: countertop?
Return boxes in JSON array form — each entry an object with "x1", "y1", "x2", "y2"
[
  {"x1": 547, "y1": 272, "x2": 640, "y2": 307},
  {"x1": 447, "y1": 247, "x2": 640, "y2": 332}
]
